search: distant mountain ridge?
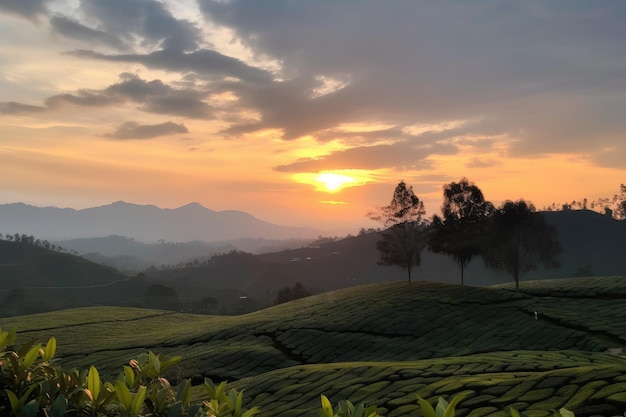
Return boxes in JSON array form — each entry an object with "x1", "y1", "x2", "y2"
[{"x1": 0, "y1": 201, "x2": 320, "y2": 242}]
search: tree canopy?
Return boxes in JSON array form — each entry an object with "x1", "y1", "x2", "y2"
[
  {"x1": 368, "y1": 181, "x2": 427, "y2": 282},
  {"x1": 481, "y1": 200, "x2": 561, "y2": 289},
  {"x1": 429, "y1": 178, "x2": 494, "y2": 285}
]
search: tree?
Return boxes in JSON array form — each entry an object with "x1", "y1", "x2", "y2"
[
  {"x1": 481, "y1": 200, "x2": 561, "y2": 290},
  {"x1": 368, "y1": 181, "x2": 427, "y2": 282},
  {"x1": 429, "y1": 178, "x2": 494, "y2": 285},
  {"x1": 275, "y1": 282, "x2": 311, "y2": 305}
]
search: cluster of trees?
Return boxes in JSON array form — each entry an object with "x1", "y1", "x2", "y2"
[
  {"x1": 0, "y1": 233, "x2": 77, "y2": 255},
  {"x1": 275, "y1": 282, "x2": 312, "y2": 305},
  {"x1": 543, "y1": 183, "x2": 626, "y2": 219},
  {"x1": 369, "y1": 179, "x2": 562, "y2": 289}
]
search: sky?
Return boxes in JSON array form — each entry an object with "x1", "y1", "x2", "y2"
[{"x1": 1, "y1": 0, "x2": 625, "y2": 233}]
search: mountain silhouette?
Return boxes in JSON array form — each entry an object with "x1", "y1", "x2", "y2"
[{"x1": 0, "y1": 202, "x2": 320, "y2": 242}]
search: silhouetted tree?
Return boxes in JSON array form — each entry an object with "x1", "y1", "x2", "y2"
[
  {"x1": 275, "y1": 282, "x2": 311, "y2": 305},
  {"x1": 482, "y1": 200, "x2": 561, "y2": 290},
  {"x1": 429, "y1": 178, "x2": 494, "y2": 285},
  {"x1": 368, "y1": 181, "x2": 427, "y2": 282},
  {"x1": 616, "y1": 183, "x2": 626, "y2": 220}
]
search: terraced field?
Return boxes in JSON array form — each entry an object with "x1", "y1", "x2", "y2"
[{"x1": 2, "y1": 277, "x2": 626, "y2": 416}]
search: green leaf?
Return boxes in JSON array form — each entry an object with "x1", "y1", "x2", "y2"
[
  {"x1": 0, "y1": 328, "x2": 16, "y2": 351},
  {"x1": 22, "y1": 344, "x2": 42, "y2": 369},
  {"x1": 130, "y1": 386, "x2": 147, "y2": 417},
  {"x1": 160, "y1": 355, "x2": 182, "y2": 372},
  {"x1": 353, "y1": 402, "x2": 365, "y2": 417},
  {"x1": 235, "y1": 390, "x2": 244, "y2": 416},
  {"x1": 115, "y1": 380, "x2": 133, "y2": 410},
  {"x1": 558, "y1": 408, "x2": 575, "y2": 417},
  {"x1": 510, "y1": 408, "x2": 523, "y2": 417},
  {"x1": 240, "y1": 406, "x2": 260, "y2": 417},
  {"x1": 442, "y1": 392, "x2": 470, "y2": 417},
  {"x1": 176, "y1": 379, "x2": 192, "y2": 408},
  {"x1": 416, "y1": 395, "x2": 436, "y2": 417},
  {"x1": 50, "y1": 395, "x2": 68, "y2": 417},
  {"x1": 5, "y1": 390, "x2": 19, "y2": 411},
  {"x1": 123, "y1": 365, "x2": 136, "y2": 388},
  {"x1": 150, "y1": 351, "x2": 161, "y2": 374},
  {"x1": 42, "y1": 337, "x2": 56, "y2": 362},
  {"x1": 187, "y1": 404, "x2": 202, "y2": 417},
  {"x1": 321, "y1": 395, "x2": 335, "y2": 417},
  {"x1": 436, "y1": 397, "x2": 449, "y2": 417},
  {"x1": 88, "y1": 365, "x2": 101, "y2": 401},
  {"x1": 22, "y1": 400, "x2": 39, "y2": 417},
  {"x1": 166, "y1": 401, "x2": 183, "y2": 417}
]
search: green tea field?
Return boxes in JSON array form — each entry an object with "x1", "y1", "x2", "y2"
[{"x1": 2, "y1": 277, "x2": 626, "y2": 416}]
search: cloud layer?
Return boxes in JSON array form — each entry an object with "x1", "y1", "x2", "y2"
[{"x1": 1, "y1": 0, "x2": 625, "y2": 230}]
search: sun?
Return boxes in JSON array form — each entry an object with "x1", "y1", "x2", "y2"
[{"x1": 316, "y1": 173, "x2": 355, "y2": 192}]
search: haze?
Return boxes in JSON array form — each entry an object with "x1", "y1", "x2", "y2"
[{"x1": 1, "y1": 1, "x2": 625, "y2": 232}]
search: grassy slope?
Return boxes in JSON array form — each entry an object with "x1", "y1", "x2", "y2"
[{"x1": 2, "y1": 278, "x2": 626, "y2": 416}]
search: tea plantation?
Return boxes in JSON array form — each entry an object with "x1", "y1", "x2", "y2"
[{"x1": 2, "y1": 277, "x2": 626, "y2": 416}]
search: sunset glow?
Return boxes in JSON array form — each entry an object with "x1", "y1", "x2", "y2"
[
  {"x1": 0, "y1": 2, "x2": 625, "y2": 233},
  {"x1": 317, "y1": 173, "x2": 356, "y2": 192}
]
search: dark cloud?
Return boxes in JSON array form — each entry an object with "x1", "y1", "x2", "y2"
[
  {"x1": 4, "y1": 73, "x2": 212, "y2": 119},
  {"x1": 105, "y1": 121, "x2": 188, "y2": 139},
  {"x1": 68, "y1": 49, "x2": 272, "y2": 84},
  {"x1": 0, "y1": 0, "x2": 50, "y2": 21},
  {"x1": 50, "y1": 15, "x2": 124, "y2": 49},
  {"x1": 0, "y1": 102, "x2": 46, "y2": 114},
  {"x1": 78, "y1": 0, "x2": 201, "y2": 51},
  {"x1": 274, "y1": 140, "x2": 457, "y2": 172},
  {"x1": 196, "y1": 0, "x2": 626, "y2": 162}
]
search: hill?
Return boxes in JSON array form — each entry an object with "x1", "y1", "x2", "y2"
[
  {"x1": 53, "y1": 235, "x2": 315, "y2": 272},
  {"x1": 0, "y1": 239, "x2": 128, "y2": 289},
  {"x1": 0, "y1": 201, "x2": 320, "y2": 242},
  {"x1": 2, "y1": 277, "x2": 626, "y2": 416}
]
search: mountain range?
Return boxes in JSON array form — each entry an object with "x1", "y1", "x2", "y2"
[{"x1": 0, "y1": 201, "x2": 320, "y2": 242}]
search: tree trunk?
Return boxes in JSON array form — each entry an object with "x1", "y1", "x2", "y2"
[
  {"x1": 460, "y1": 264, "x2": 464, "y2": 286},
  {"x1": 407, "y1": 265, "x2": 412, "y2": 283}
]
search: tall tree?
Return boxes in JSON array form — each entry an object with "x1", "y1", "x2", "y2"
[
  {"x1": 368, "y1": 181, "x2": 427, "y2": 282},
  {"x1": 481, "y1": 200, "x2": 561, "y2": 290},
  {"x1": 429, "y1": 178, "x2": 494, "y2": 285}
]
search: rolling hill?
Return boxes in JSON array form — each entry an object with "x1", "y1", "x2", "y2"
[{"x1": 2, "y1": 277, "x2": 626, "y2": 416}]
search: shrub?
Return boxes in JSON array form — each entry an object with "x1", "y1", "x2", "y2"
[{"x1": 0, "y1": 326, "x2": 259, "y2": 417}]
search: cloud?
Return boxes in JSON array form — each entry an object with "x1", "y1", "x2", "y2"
[
  {"x1": 3, "y1": 73, "x2": 212, "y2": 118},
  {"x1": 274, "y1": 139, "x2": 458, "y2": 172},
  {"x1": 50, "y1": 15, "x2": 124, "y2": 49},
  {"x1": 195, "y1": 0, "x2": 626, "y2": 160},
  {"x1": 0, "y1": 0, "x2": 50, "y2": 22},
  {"x1": 105, "y1": 121, "x2": 189, "y2": 140},
  {"x1": 0, "y1": 102, "x2": 46, "y2": 114},
  {"x1": 77, "y1": 0, "x2": 201, "y2": 51},
  {"x1": 68, "y1": 48, "x2": 272, "y2": 84},
  {"x1": 466, "y1": 158, "x2": 502, "y2": 169}
]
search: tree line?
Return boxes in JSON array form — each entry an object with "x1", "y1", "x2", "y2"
[
  {"x1": 543, "y1": 183, "x2": 626, "y2": 219},
  {"x1": 0, "y1": 233, "x2": 77, "y2": 255},
  {"x1": 368, "y1": 178, "x2": 573, "y2": 289}
]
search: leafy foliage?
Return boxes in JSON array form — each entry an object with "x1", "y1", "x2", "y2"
[
  {"x1": 0, "y1": 326, "x2": 259, "y2": 417},
  {"x1": 368, "y1": 181, "x2": 428, "y2": 282},
  {"x1": 429, "y1": 178, "x2": 494, "y2": 285},
  {"x1": 481, "y1": 200, "x2": 562, "y2": 289},
  {"x1": 275, "y1": 282, "x2": 311, "y2": 305}
]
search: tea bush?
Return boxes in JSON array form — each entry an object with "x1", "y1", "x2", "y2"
[{"x1": 0, "y1": 326, "x2": 587, "y2": 417}]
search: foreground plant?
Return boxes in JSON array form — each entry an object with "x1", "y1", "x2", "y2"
[{"x1": 0, "y1": 326, "x2": 258, "y2": 417}]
